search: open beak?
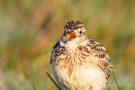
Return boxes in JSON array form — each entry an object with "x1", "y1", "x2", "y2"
[{"x1": 66, "y1": 31, "x2": 77, "y2": 39}]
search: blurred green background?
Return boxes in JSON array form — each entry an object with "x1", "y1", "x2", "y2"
[{"x1": 0, "y1": 0, "x2": 135, "y2": 90}]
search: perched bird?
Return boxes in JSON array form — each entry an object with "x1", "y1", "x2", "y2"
[{"x1": 50, "y1": 21, "x2": 112, "y2": 90}]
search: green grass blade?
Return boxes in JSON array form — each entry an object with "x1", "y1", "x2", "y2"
[
  {"x1": 112, "y1": 70, "x2": 120, "y2": 90},
  {"x1": 46, "y1": 72, "x2": 61, "y2": 90}
]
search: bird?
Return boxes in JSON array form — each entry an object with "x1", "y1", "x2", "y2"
[{"x1": 50, "y1": 20, "x2": 112, "y2": 90}]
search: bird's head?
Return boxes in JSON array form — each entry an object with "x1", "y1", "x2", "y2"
[{"x1": 61, "y1": 20, "x2": 87, "y2": 45}]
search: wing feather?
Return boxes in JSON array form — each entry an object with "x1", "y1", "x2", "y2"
[
  {"x1": 50, "y1": 41, "x2": 60, "y2": 64},
  {"x1": 87, "y1": 39, "x2": 112, "y2": 78}
]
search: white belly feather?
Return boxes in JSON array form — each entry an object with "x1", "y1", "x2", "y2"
[{"x1": 52, "y1": 62, "x2": 107, "y2": 90}]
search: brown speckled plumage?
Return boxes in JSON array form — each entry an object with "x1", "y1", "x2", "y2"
[{"x1": 50, "y1": 20, "x2": 113, "y2": 90}]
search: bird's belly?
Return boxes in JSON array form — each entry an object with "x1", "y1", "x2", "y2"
[{"x1": 53, "y1": 62, "x2": 107, "y2": 90}]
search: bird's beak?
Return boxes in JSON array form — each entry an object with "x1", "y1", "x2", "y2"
[{"x1": 66, "y1": 31, "x2": 77, "y2": 39}]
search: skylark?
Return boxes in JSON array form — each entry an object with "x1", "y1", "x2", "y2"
[{"x1": 50, "y1": 21, "x2": 112, "y2": 90}]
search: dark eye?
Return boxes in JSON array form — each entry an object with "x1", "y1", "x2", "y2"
[{"x1": 79, "y1": 31, "x2": 82, "y2": 34}]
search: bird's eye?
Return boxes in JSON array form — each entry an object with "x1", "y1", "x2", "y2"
[{"x1": 79, "y1": 31, "x2": 83, "y2": 34}]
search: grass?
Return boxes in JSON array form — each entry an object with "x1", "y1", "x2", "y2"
[
  {"x1": 46, "y1": 72, "x2": 61, "y2": 90},
  {"x1": 112, "y1": 71, "x2": 121, "y2": 90}
]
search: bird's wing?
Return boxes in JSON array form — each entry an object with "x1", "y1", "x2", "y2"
[
  {"x1": 87, "y1": 39, "x2": 112, "y2": 78},
  {"x1": 50, "y1": 41, "x2": 60, "y2": 64}
]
